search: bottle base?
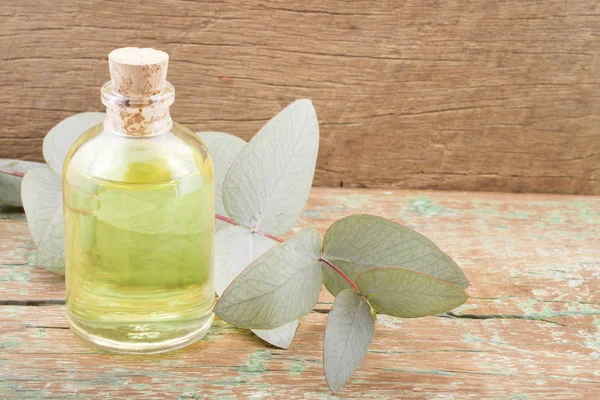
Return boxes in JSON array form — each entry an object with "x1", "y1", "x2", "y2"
[{"x1": 67, "y1": 310, "x2": 214, "y2": 355}]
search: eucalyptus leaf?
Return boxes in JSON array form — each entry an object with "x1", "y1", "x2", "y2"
[
  {"x1": 322, "y1": 214, "x2": 469, "y2": 296},
  {"x1": 214, "y1": 228, "x2": 322, "y2": 330},
  {"x1": 222, "y1": 99, "x2": 319, "y2": 236},
  {"x1": 252, "y1": 320, "x2": 300, "y2": 350},
  {"x1": 356, "y1": 267, "x2": 468, "y2": 318},
  {"x1": 21, "y1": 167, "x2": 64, "y2": 274},
  {"x1": 214, "y1": 225, "x2": 299, "y2": 348},
  {"x1": 196, "y1": 132, "x2": 246, "y2": 232},
  {"x1": 36, "y1": 205, "x2": 65, "y2": 274},
  {"x1": 324, "y1": 289, "x2": 375, "y2": 393},
  {"x1": 0, "y1": 159, "x2": 46, "y2": 207},
  {"x1": 43, "y1": 112, "x2": 105, "y2": 174},
  {"x1": 214, "y1": 225, "x2": 277, "y2": 296}
]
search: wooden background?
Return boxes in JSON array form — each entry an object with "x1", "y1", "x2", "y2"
[{"x1": 1, "y1": 1, "x2": 599, "y2": 194}]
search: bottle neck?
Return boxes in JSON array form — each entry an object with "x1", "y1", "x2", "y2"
[{"x1": 101, "y1": 81, "x2": 175, "y2": 137}]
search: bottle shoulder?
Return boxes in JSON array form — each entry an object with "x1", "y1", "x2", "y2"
[{"x1": 64, "y1": 122, "x2": 213, "y2": 185}]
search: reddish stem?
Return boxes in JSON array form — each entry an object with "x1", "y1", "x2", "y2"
[
  {"x1": 252, "y1": 229, "x2": 284, "y2": 243},
  {"x1": 216, "y1": 214, "x2": 284, "y2": 243},
  {"x1": 215, "y1": 213, "x2": 359, "y2": 292},
  {"x1": 215, "y1": 213, "x2": 238, "y2": 226},
  {"x1": 320, "y1": 256, "x2": 360, "y2": 292},
  {"x1": 0, "y1": 169, "x2": 25, "y2": 178}
]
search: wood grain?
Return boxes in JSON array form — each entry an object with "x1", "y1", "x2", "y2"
[
  {"x1": 1, "y1": 187, "x2": 600, "y2": 399},
  {"x1": 0, "y1": 1, "x2": 599, "y2": 194}
]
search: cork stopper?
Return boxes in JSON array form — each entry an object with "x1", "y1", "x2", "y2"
[{"x1": 108, "y1": 47, "x2": 169, "y2": 98}]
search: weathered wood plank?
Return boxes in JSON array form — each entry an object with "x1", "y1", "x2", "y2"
[
  {"x1": 1, "y1": 1, "x2": 599, "y2": 194},
  {"x1": 1, "y1": 187, "x2": 599, "y2": 398},
  {"x1": 0, "y1": 213, "x2": 64, "y2": 301},
  {"x1": 2, "y1": 306, "x2": 599, "y2": 399}
]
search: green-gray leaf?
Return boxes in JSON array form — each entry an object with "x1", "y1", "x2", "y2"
[
  {"x1": 356, "y1": 267, "x2": 468, "y2": 318},
  {"x1": 36, "y1": 205, "x2": 65, "y2": 274},
  {"x1": 196, "y1": 132, "x2": 246, "y2": 232},
  {"x1": 252, "y1": 320, "x2": 300, "y2": 350},
  {"x1": 214, "y1": 225, "x2": 277, "y2": 296},
  {"x1": 214, "y1": 228, "x2": 322, "y2": 330},
  {"x1": 214, "y1": 225, "x2": 299, "y2": 348},
  {"x1": 324, "y1": 289, "x2": 375, "y2": 393},
  {"x1": 43, "y1": 112, "x2": 105, "y2": 174},
  {"x1": 0, "y1": 159, "x2": 46, "y2": 207},
  {"x1": 322, "y1": 214, "x2": 469, "y2": 296},
  {"x1": 222, "y1": 99, "x2": 319, "y2": 236},
  {"x1": 21, "y1": 167, "x2": 64, "y2": 274}
]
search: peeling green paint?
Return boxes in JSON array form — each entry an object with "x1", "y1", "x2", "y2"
[
  {"x1": 129, "y1": 384, "x2": 151, "y2": 390},
  {"x1": 582, "y1": 318, "x2": 600, "y2": 359},
  {"x1": 505, "y1": 211, "x2": 529, "y2": 219},
  {"x1": 302, "y1": 210, "x2": 323, "y2": 218},
  {"x1": 0, "y1": 265, "x2": 31, "y2": 282},
  {"x1": 508, "y1": 394, "x2": 529, "y2": 400},
  {"x1": 453, "y1": 303, "x2": 478, "y2": 313},
  {"x1": 474, "y1": 208, "x2": 500, "y2": 217},
  {"x1": 570, "y1": 201, "x2": 600, "y2": 224},
  {"x1": 0, "y1": 338, "x2": 22, "y2": 350},
  {"x1": 287, "y1": 359, "x2": 305, "y2": 376},
  {"x1": 422, "y1": 369, "x2": 455, "y2": 376},
  {"x1": 201, "y1": 319, "x2": 228, "y2": 341},
  {"x1": 234, "y1": 349, "x2": 274, "y2": 384},
  {"x1": 404, "y1": 197, "x2": 455, "y2": 217},
  {"x1": 337, "y1": 194, "x2": 370, "y2": 209},
  {"x1": 159, "y1": 359, "x2": 179, "y2": 367},
  {"x1": 570, "y1": 201, "x2": 588, "y2": 209},
  {"x1": 376, "y1": 314, "x2": 403, "y2": 327},
  {"x1": 239, "y1": 349, "x2": 272, "y2": 373},
  {"x1": 302, "y1": 206, "x2": 345, "y2": 219},
  {"x1": 516, "y1": 297, "x2": 600, "y2": 323},
  {"x1": 544, "y1": 210, "x2": 563, "y2": 225},
  {"x1": 177, "y1": 391, "x2": 202, "y2": 400},
  {"x1": 463, "y1": 334, "x2": 486, "y2": 344},
  {"x1": 30, "y1": 328, "x2": 49, "y2": 338}
]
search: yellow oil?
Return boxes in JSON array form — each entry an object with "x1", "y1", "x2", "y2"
[{"x1": 63, "y1": 124, "x2": 215, "y2": 354}]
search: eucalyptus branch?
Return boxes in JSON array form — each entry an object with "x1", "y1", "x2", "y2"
[
  {"x1": 215, "y1": 212, "x2": 359, "y2": 292},
  {"x1": 214, "y1": 213, "x2": 239, "y2": 227},
  {"x1": 252, "y1": 229, "x2": 284, "y2": 243},
  {"x1": 0, "y1": 168, "x2": 25, "y2": 178}
]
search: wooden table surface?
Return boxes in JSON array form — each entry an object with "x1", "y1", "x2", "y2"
[{"x1": 1, "y1": 187, "x2": 599, "y2": 399}]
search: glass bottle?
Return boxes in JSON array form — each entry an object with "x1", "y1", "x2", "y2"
[{"x1": 62, "y1": 48, "x2": 215, "y2": 354}]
